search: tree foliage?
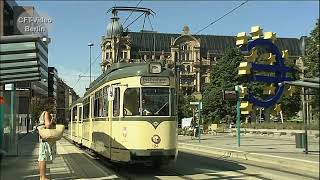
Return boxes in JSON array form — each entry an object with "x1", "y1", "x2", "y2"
[
  {"x1": 304, "y1": 19, "x2": 320, "y2": 115},
  {"x1": 305, "y1": 19, "x2": 320, "y2": 78},
  {"x1": 202, "y1": 48, "x2": 243, "y2": 124},
  {"x1": 177, "y1": 92, "x2": 195, "y2": 121}
]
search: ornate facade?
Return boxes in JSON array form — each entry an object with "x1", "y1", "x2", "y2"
[{"x1": 100, "y1": 14, "x2": 302, "y2": 95}]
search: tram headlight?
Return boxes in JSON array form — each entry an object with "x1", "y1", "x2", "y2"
[{"x1": 151, "y1": 135, "x2": 161, "y2": 144}]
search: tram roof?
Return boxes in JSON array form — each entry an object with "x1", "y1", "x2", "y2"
[
  {"x1": 84, "y1": 63, "x2": 174, "y2": 97},
  {"x1": 70, "y1": 97, "x2": 83, "y2": 107}
]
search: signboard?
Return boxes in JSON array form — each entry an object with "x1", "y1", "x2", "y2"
[
  {"x1": 0, "y1": 35, "x2": 48, "y2": 84},
  {"x1": 223, "y1": 90, "x2": 237, "y2": 101},
  {"x1": 190, "y1": 102, "x2": 199, "y2": 105},
  {"x1": 181, "y1": 117, "x2": 193, "y2": 128},
  {"x1": 140, "y1": 77, "x2": 169, "y2": 86}
]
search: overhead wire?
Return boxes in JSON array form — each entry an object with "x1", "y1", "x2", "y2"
[
  {"x1": 72, "y1": 51, "x2": 102, "y2": 89},
  {"x1": 147, "y1": 15, "x2": 156, "y2": 59},
  {"x1": 139, "y1": 13, "x2": 147, "y2": 62},
  {"x1": 195, "y1": 1, "x2": 249, "y2": 35},
  {"x1": 122, "y1": 0, "x2": 143, "y2": 26},
  {"x1": 124, "y1": 12, "x2": 145, "y2": 30}
]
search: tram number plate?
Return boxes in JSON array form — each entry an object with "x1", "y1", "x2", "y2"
[{"x1": 152, "y1": 144, "x2": 159, "y2": 148}]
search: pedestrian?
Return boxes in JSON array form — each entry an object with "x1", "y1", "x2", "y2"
[{"x1": 38, "y1": 109, "x2": 56, "y2": 180}]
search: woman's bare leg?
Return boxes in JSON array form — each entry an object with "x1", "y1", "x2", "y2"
[{"x1": 39, "y1": 161, "x2": 48, "y2": 180}]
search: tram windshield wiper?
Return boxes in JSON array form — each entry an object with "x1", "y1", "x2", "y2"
[{"x1": 154, "y1": 102, "x2": 168, "y2": 115}]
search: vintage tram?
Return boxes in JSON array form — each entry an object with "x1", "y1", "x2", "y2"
[{"x1": 69, "y1": 62, "x2": 178, "y2": 165}]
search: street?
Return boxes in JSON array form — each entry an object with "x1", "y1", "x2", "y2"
[
  {"x1": 63, "y1": 137, "x2": 318, "y2": 180},
  {"x1": 1, "y1": 133, "x2": 319, "y2": 180}
]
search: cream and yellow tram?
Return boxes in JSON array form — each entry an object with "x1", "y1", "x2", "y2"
[{"x1": 69, "y1": 62, "x2": 177, "y2": 165}]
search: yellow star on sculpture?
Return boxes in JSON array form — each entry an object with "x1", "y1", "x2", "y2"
[{"x1": 244, "y1": 47, "x2": 258, "y2": 62}]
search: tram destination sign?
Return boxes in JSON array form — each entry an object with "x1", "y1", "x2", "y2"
[
  {"x1": 0, "y1": 35, "x2": 48, "y2": 84},
  {"x1": 140, "y1": 77, "x2": 170, "y2": 86}
]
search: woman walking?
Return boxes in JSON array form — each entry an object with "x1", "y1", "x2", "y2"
[{"x1": 38, "y1": 110, "x2": 56, "y2": 180}]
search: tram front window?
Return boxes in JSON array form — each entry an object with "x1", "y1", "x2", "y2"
[{"x1": 142, "y1": 88, "x2": 169, "y2": 116}]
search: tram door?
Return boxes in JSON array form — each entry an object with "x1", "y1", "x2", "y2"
[
  {"x1": 78, "y1": 106, "x2": 83, "y2": 144},
  {"x1": 108, "y1": 86, "x2": 120, "y2": 160}
]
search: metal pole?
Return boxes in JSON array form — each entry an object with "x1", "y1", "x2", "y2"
[
  {"x1": 0, "y1": 91, "x2": 4, "y2": 151},
  {"x1": 198, "y1": 102, "x2": 201, "y2": 143},
  {"x1": 302, "y1": 87, "x2": 308, "y2": 154},
  {"x1": 90, "y1": 46, "x2": 92, "y2": 84},
  {"x1": 236, "y1": 88, "x2": 241, "y2": 147}
]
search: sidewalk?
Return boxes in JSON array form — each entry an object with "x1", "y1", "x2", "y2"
[
  {"x1": 178, "y1": 134, "x2": 320, "y2": 174},
  {"x1": 0, "y1": 132, "x2": 120, "y2": 180}
]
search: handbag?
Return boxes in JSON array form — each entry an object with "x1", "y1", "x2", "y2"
[{"x1": 38, "y1": 124, "x2": 65, "y2": 141}]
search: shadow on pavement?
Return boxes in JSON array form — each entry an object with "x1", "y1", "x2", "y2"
[{"x1": 103, "y1": 151, "x2": 271, "y2": 180}]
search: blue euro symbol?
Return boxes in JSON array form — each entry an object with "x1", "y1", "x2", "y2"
[{"x1": 244, "y1": 39, "x2": 295, "y2": 108}]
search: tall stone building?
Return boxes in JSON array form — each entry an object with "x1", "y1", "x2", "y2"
[{"x1": 100, "y1": 13, "x2": 302, "y2": 95}]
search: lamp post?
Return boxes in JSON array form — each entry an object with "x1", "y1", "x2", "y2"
[{"x1": 88, "y1": 43, "x2": 94, "y2": 84}]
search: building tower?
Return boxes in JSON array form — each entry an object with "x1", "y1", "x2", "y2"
[{"x1": 101, "y1": 11, "x2": 130, "y2": 72}]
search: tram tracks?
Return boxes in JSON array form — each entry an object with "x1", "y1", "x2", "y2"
[{"x1": 64, "y1": 136, "x2": 185, "y2": 179}]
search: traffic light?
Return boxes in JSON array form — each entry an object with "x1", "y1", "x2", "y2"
[
  {"x1": 236, "y1": 32, "x2": 248, "y2": 46},
  {"x1": 250, "y1": 26, "x2": 263, "y2": 40},
  {"x1": 240, "y1": 101, "x2": 252, "y2": 114},
  {"x1": 238, "y1": 62, "x2": 251, "y2": 75}
]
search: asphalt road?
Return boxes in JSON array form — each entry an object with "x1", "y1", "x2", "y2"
[
  {"x1": 59, "y1": 135, "x2": 319, "y2": 180},
  {"x1": 89, "y1": 149, "x2": 318, "y2": 180}
]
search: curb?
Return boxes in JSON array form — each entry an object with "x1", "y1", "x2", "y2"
[{"x1": 178, "y1": 142, "x2": 319, "y2": 174}]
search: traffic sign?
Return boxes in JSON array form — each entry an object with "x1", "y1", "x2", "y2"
[
  {"x1": 190, "y1": 102, "x2": 200, "y2": 105},
  {"x1": 223, "y1": 90, "x2": 237, "y2": 101}
]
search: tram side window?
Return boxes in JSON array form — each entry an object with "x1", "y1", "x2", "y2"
[
  {"x1": 123, "y1": 88, "x2": 140, "y2": 116},
  {"x1": 72, "y1": 107, "x2": 77, "y2": 121},
  {"x1": 171, "y1": 88, "x2": 176, "y2": 115},
  {"x1": 103, "y1": 86, "x2": 109, "y2": 116},
  {"x1": 79, "y1": 107, "x2": 83, "y2": 121},
  {"x1": 83, "y1": 98, "x2": 90, "y2": 120},
  {"x1": 113, "y1": 87, "x2": 120, "y2": 117},
  {"x1": 94, "y1": 90, "x2": 105, "y2": 118}
]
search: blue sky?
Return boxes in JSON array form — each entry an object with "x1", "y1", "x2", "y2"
[{"x1": 17, "y1": 0, "x2": 319, "y2": 97}]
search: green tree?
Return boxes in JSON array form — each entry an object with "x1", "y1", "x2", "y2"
[
  {"x1": 177, "y1": 93, "x2": 195, "y2": 121},
  {"x1": 202, "y1": 48, "x2": 243, "y2": 124},
  {"x1": 304, "y1": 19, "x2": 320, "y2": 115},
  {"x1": 305, "y1": 19, "x2": 320, "y2": 78}
]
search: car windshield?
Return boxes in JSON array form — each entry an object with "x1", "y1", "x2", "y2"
[{"x1": 142, "y1": 88, "x2": 169, "y2": 116}]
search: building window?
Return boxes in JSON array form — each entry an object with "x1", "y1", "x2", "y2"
[
  {"x1": 123, "y1": 52, "x2": 127, "y2": 59},
  {"x1": 106, "y1": 52, "x2": 109, "y2": 59}
]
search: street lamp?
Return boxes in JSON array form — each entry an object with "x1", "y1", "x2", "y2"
[{"x1": 88, "y1": 43, "x2": 94, "y2": 84}]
